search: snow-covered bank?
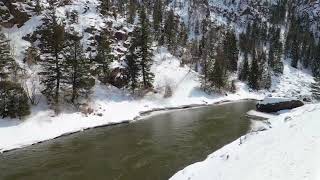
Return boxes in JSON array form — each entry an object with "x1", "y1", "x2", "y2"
[
  {"x1": 0, "y1": 49, "x2": 261, "y2": 153},
  {"x1": 170, "y1": 103, "x2": 320, "y2": 180},
  {"x1": 0, "y1": 48, "x2": 315, "y2": 152}
]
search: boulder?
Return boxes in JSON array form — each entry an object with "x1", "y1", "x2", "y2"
[
  {"x1": 114, "y1": 31, "x2": 127, "y2": 41},
  {"x1": 108, "y1": 67, "x2": 128, "y2": 88},
  {"x1": 256, "y1": 98, "x2": 304, "y2": 113}
]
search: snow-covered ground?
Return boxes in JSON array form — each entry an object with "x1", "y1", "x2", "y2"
[{"x1": 170, "y1": 103, "x2": 320, "y2": 180}]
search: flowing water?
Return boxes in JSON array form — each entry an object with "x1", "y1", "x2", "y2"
[{"x1": 0, "y1": 101, "x2": 256, "y2": 180}]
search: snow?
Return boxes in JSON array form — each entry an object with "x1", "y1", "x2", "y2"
[
  {"x1": 170, "y1": 103, "x2": 320, "y2": 180},
  {"x1": 246, "y1": 110, "x2": 277, "y2": 119},
  {"x1": 258, "y1": 97, "x2": 297, "y2": 105}
]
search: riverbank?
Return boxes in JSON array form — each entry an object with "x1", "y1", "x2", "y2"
[
  {"x1": 0, "y1": 49, "x2": 314, "y2": 153},
  {"x1": 170, "y1": 103, "x2": 320, "y2": 180},
  {"x1": 0, "y1": 50, "x2": 262, "y2": 153}
]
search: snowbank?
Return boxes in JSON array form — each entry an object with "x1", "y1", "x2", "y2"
[
  {"x1": 258, "y1": 97, "x2": 297, "y2": 105},
  {"x1": 246, "y1": 110, "x2": 277, "y2": 119},
  {"x1": 170, "y1": 104, "x2": 320, "y2": 180}
]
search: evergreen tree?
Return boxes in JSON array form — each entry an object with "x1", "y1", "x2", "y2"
[
  {"x1": 239, "y1": 52, "x2": 249, "y2": 81},
  {"x1": 100, "y1": 0, "x2": 110, "y2": 15},
  {"x1": 311, "y1": 76, "x2": 320, "y2": 101},
  {"x1": 125, "y1": 43, "x2": 140, "y2": 93},
  {"x1": 224, "y1": 30, "x2": 239, "y2": 72},
  {"x1": 178, "y1": 21, "x2": 188, "y2": 47},
  {"x1": 248, "y1": 52, "x2": 260, "y2": 90},
  {"x1": 0, "y1": 81, "x2": 30, "y2": 118},
  {"x1": 153, "y1": 0, "x2": 163, "y2": 35},
  {"x1": 0, "y1": 27, "x2": 30, "y2": 118},
  {"x1": 207, "y1": 48, "x2": 228, "y2": 91},
  {"x1": 164, "y1": 9, "x2": 177, "y2": 51},
  {"x1": 127, "y1": 0, "x2": 136, "y2": 24},
  {"x1": 311, "y1": 42, "x2": 320, "y2": 77},
  {"x1": 38, "y1": 3, "x2": 65, "y2": 106},
  {"x1": 137, "y1": 6, "x2": 154, "y2": 89},
  {"x1": 34, "y1": 0, "x2": 42, "y2": 15},
  {"x1": 95, "y1": 29, "x2": 115, "y2": 84},
  {"x1": 269, "y1": 27, "x2": 283, "y2": 74},
  {"x1": 0, "y1": 28, "x2": 15, "y2": 80},
  {"x1": 64, "y1": 34, "x2": 95, "y2": 104},
  {"x1": 291, "y1": 35, "x2": 300, "y2": 68}
]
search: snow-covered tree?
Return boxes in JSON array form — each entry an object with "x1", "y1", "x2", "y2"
[
  {"x1": 37, "y1": 3, "x2": 66, "y2": 107},
  {"x1": 64, "y1": 34, "x2": 95, "y2": 104},
  {"x1": 95, "y1": 29, "x2": 115, "y2": 84}
]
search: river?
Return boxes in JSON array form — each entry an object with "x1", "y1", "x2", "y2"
[{"x1": 0, "y1": 101, "x2": 256, "y2": 180}]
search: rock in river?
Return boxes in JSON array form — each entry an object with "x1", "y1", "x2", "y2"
[{"x1": 256, "y1": 98, "x2": 304, "y2": 113}]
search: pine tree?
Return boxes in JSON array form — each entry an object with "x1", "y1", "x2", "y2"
[
  {"x1": 153, "y1": 0, "x2": 163, "y2": 35},
  {"x1": 34, "y1": 0, "x2": 42, "y2": 15},
  {"x1": 0, "y1": 27, "x2": 30, "y2": 118},
  {"x1": 137, "y1": 6, "x2": 154, "y2": 89},
  {"x1": 291, "y1": 35, "x2": 300, "y2": 68},
  {"x1": 95, "y1": 29, "x2": 115, "y2": 84},
  {"x1": 178, "y1": 21, "x2": 188, "y2": 47},
  {"x1": 224, "y1": 30, "x2": 239, "y2": 72},
  {"x1": 239, "y1": 52, "x2": 249, "y2": 81},
  {"x1": 64, "y1": 34, "x2": 95, "y2": 104},
  {"x1": 164, "y1": 9, "x2": 177, "y2": 51},
  {"x1": 127, "y1": 0, "x2": 136, "y2": 24},
  {"x1": 269, "y1": 27, "x2": 283, "y2": 74},
  {"x1": 38, "y1": 3, "x2": 65, "y2": 106},
  {"x1": 125, "y1": 43, "x2": 140, "y2": 93},
  {"x1": 100, "y1": 0, "x2": 110, "y2": 16},
  {"x1": 311, "y1": 42, "x2": 320, "y2": 77},
  {"x1": 311, "y1": 76, "x2": 320, "y2": 100},
  {"x1": 208, "y1": 48, "x2": 228, "y2": 91},
  {"x1": 0, "y1": 81, "x2": 30, "y2": 118},
  {"x1": 0, "y1": 28, "x2": 15, "y2": 80},
  {"x1": 248, "y1": 52, "x2": 260, "y2": 90}
]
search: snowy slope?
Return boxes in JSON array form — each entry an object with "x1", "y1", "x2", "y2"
[{"x1": 170, "y1": 103, "x2": 320, "y2": 180}]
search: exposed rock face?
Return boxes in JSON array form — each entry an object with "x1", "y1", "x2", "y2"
[
  {"x1": 114, "y1": 31, "x2": 127, "y2": 41},
  {"x1": 1, "y1": 1, "x2": 31, "y2": 28},
  {"x1": 256, "y1": 100, "x2": 304, "y2": 113},
  {"x1": 108, "y1": 67, "x2": 128, "y2": 88}
]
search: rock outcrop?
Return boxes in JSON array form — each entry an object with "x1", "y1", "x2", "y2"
[{"x1": 256, "y1": 98, "x2": 304, "y2": 113}]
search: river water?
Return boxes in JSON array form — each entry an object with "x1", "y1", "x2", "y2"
[{"x1": 0, "y1": 101, "x2": 256, "y2": 180}]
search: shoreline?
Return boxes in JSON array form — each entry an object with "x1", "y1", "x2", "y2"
[
  {"x1": 0, "y1": 98, "x2": 258, "y2": 154},
  {"x1": 169, "y1": 103, "x2": 319, "y2": 180}
]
